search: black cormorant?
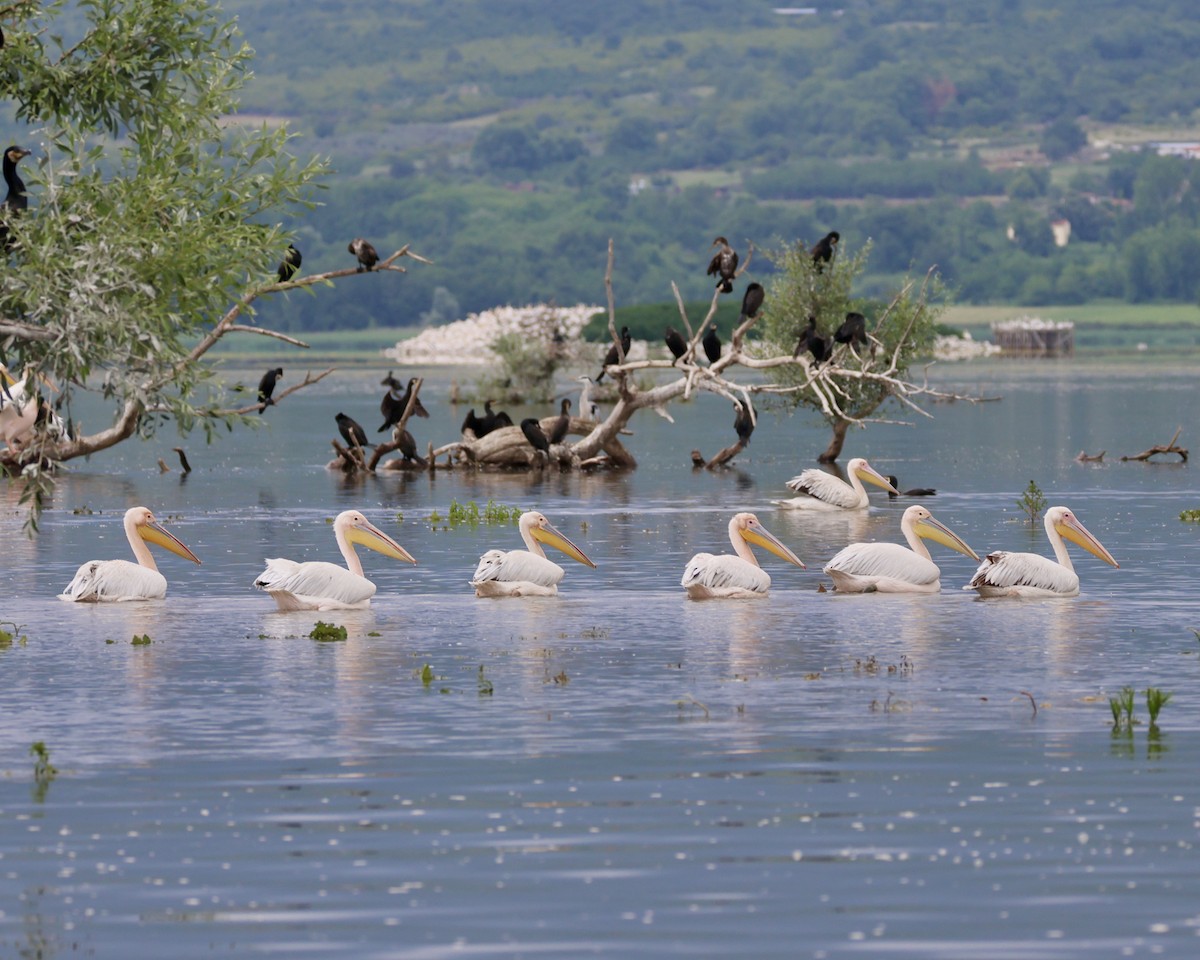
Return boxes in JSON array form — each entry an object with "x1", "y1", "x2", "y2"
[
  {"x1": 596, "y1": 326, "x2": 631, "y2": 382},
  {"x1": 885, "y1": 476, "x2": 937, "y2": 499},
  {"x1": 734, "y1": 400, "x2": 755, "y2": 444},
  {"x1": 348, "y1": 238, "x2": 379, "y2": 272},
  {"x1": 702, "y1": 323, "x2": 722, "y2": 363},
  {"x1": 664, "y1": 325, "x2": 688, "y2": 363},
  {"x1": 277, "y1": 244, "x2": 302, "y2": 283},
  {"x1": 2, "y1": 146, "x2": 32, "y2": 250},
  {"x1": 520, "y1": 417, "x2": 551, "y2": 458},
  {"x1": 835, "y1": 312, "x2": 868, "y2": 350},
  {"x1": 739, "y1": 282, "x2": 764, "y2": 323},
  {"x1": 257, "y1": 367, "x2": 283, "y2": 413},
  {"x1": 706, "y1": 236, "x2": 738, "y2": 293},
  {"x1": 793, "y1": 315, "x2": 832, "y2": 364},
  {"x1": 810, "y1": 231, "x2": 840, "y2": 271},
  {"x1": 483, "y1": 399, "x2": 513, "y2": 433},
  {"x1": 548, "y1": 398, "x2": 572, "y2": 444},
  {"x1": 336, "y1": 412, "x2": 372, "y2": 449},
  {"x1": 396, "y1": 428, "x2": 426, "y2": 466},
  {"x1": 378, "y1": 374, "x2": 429, "y2": 431}
]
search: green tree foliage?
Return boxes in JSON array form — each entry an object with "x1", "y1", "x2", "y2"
[
  {"x1": 754, "y1": 241, "x2": 943, "y2": 461},
  {"x1": 0, "y1": 0, "x2": 397, "y2": 528}
]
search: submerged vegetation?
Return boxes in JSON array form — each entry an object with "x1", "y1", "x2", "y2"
[{"x1": 310, "y1": 622, "x2": 348, "y2": 643}]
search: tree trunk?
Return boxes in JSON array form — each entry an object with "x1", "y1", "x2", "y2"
[{"x1": 817, "y1": 418, "x2": 850, "y2": 463}]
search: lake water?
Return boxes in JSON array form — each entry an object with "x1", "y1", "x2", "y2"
[{"x1": 2, "y1": 358, "x2": 1198, "y2": 958}]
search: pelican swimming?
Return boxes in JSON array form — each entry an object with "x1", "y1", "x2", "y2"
[
  {"x1": 254, "y1": 510, "x2": 416, "y2": 611},
  {"x1": 965, "y1": 505, "x2": 1118, "y2": 598},
  {"x1": 778, "y1": 457, "x2": 899, "y2": 510},
  {"x1": 471, "y1": 511, "x2": 596, "y2": 597},
  {"x1": 681, "y1": 513, "x2": 805, "y2": 599},
  {"x1": 824, "y1": 505, "x2": 979, "y2": 594},
  {"x1": 59, "y1": 506, "x2": 201, "y2": 602}
]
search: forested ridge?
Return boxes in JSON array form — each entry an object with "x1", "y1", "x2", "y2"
[{"x1": 217, "y1": 1, "x2": 1200, "y2": 330}]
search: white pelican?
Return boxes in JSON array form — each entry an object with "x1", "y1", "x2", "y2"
[
  {"x1": 59, "y1": 506, "x2": 201, "y2": 602},
  {"x1": 777, "y1": 457, "x2": 899, "y2": 510},
  {"x1": 681, "y1": 512, "x2": 805, "y2": 600},
  {"x1": 471, "y1": 511, "x2": 596, "y2": 597},
  {"x1": 824, "y1": 505, "x2": 979, "y2": 594},
  {"x1": 254, "y1": 510, "x2": 416, "y2": 611},
  {"x1": 577, "y1": 375, "x2": 600, "y2": 422},
  {"x1": 965, "y1": 505, "x2": 1119, "y2": 598}
]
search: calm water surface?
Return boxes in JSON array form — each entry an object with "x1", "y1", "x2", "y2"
[{"x1": 2, "y1": 359, "x2": 1198, "y2": 958}]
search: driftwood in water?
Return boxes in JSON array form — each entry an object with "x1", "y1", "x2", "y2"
[
  {"x1": 1121, "y1": 426, "x2": 1187, "y2": 463},
  {"x1": 1075, "y1": 449, "x2": 1105, "y2": 462},
  {"x1": 432, "y1": 416, "x2": 635, "y2": 471}
]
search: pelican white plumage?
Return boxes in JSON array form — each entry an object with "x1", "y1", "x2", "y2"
[
  {"x1": 682, "y1": 512, "x2": 805, "y2": 599},
  {"x1": 965, "y1": 505, "x2": 1118, "y2": 598},
  {"x1": 577, "y1": 375, "x2": 600, "y2": 422},
  {"x1": 59, "y1": 506, "x2": 201, "y2": 602},
  {"x1": 254, "y1": 510, "x2": 416, "y2": 611},
  {"x1": 824, "y1": 505, "x2": 979, "y2": 594},
  {"x1": 777, "y1": 457, "x2": 899, "y2": 510},
  {"x1": 471, "y1": 511, "x2": 596, "y2": 597}
]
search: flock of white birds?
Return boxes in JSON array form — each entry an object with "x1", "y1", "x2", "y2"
[{"x1": 53, "y1": 453, "x2": 1119, "y2": 610}]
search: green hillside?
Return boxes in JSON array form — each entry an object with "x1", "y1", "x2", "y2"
[{"x1": 214, "y1": 1, "x2": 1200, "y2": 332}]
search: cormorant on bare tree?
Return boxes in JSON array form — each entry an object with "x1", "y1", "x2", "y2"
[
  {"x1": 835, "y1": 312, "x2": 868, "y2": 350},
  {"x1": 378, "y1": 374, "x2": 429, "y2": 431},
  {"x1": 461, "y1": 407, "x2": 484, "y2": 438},
  {"x1": 277, "y1": 244, "x2": 302, "y2": 283},
  {"x1": 734, "y1": 399, "x2": 755, "y2": 444},
  {"x1": 482, "y1": 399, "x2": 513, "y2": 432},
  {"x1": 396, "y1": 427, "x2": 427, "y2": 466},
  {"x1": 738, "y1": 282, "x2": 764, "y2": 323},
  {"x1": 664, "y1": 325, "x2": 688, "y2": 363},
  {"x1": 793, "y1": 315, "x2": 832, "y2": 364},
  {"x1": 596, "y1": 326, "x2": 631, "y2": 382},
  {"x1": 702, "y1": 323, "x2": 722, "y2": 364},
  {"x1": 336, "y1": 412, "x2": 372, "y2": 449},
  {"x1": 257, "y1": 367, "x2": 283, "y2": 413},
  {"x1": 173, "y1": 447, "x2": 192, "y2": 473},
  {"x1": 810, "y1": 231, "x2": 840, "y2": 271},
  {"x1": 548, "y1": 398, "x2": 572, "y2": 444},
  {"x1": 706, "y1": 236, "x2": 738, "y2": 293},
  {"x1": 348, "y1": 237, "x2": 379, "y2": 272},
  {"x1": 520, "y1": 417, "x2": 551, "y2": 459}
]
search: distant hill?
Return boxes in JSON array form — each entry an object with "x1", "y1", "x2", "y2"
[{"x1": 221, "y1": 0, "x2": 1200, "y2": 330}]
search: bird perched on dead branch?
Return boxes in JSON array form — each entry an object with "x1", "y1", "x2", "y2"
[
  {"x1": 707, "y1": 236, "x2": 738, "y2": 293},
  {"x1": 597, "y1": 326, "x2": 631, "y2": 382},
  {"x1": 395, "y1": 427, "x2": 426, "y2": 466},
  {"x1": 665, "y1": 326, "x2": 688, "y2": 363},
  {"x1": 348, "y1": 238, "x2": 378, "y2": 272},
  {"x1": 738, "y1": 282, "x2": 764, "y2": 323},
  {"x1": 378, "y1": 374, "x2": 429, "y2": 432},
  {"x1": 835, "y1": 311, "x2": 870, "y2": 354},
  {"x1": 734, "y1": 400, "x2": 755, "y2": 444},
  {"x1": 793, "y1": 315, "x2": 832, "y2": 364},
  {"x1": 336, "y1": 412, "x2": 372, "y2": 449},
  {"x1": 810, "y1": 231, "x2": 839, "y2": 271},
  {"x1": 277, "y1": 244, "x2": 302, "y2": 283},
  {"x1": 257, "y1": 367, "x2": 282, "y2": 413},
  {"x1": 521, "y1": 417, "x2": 551, "y2": 460},
  {"x1": 702, "y1": 324, "x2": 722, "y2": 363},
  {"x1": 548, "y1": 398, "x2": 572, "y2": 444}
]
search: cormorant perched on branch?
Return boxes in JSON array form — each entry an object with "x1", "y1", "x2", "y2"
[
  {"x1": 706, "y1": 236, "x2": 738, "y2": 293},
  {"x1": 2, "y1": 146, "x2": 33, "y2": 251},
  {"x1": 257, "y1": 367, "x2": 283, "y2": 413},
  {"x1": 810, "y1": 231, "x2": 840, "y2": 272},
  {"x1": 835, "y1": 312, "x2": 868, "y2": 349},
  {"x1": 378, "y1": 374, "x2": 429, "y2": 432},
  {"x1": 596, "y1": 326, "x2": 631, "y2": 382},
  {"x1": 886, "y1": 476, "x2": 937, "y2": 498},
  {"x1": 738, "y1": 282, "x2": 764, "y2": 323},
  {"x1": 520, "y1": 417, "x2": 551, "y2": 459},
  {"x1": 277, "y1": 244, "x2": 302, "y2": 283},
  {"x1": 348, "y1": 237, "x2": 379, "y2": 272},
  {"x1": 664, "y1": 325, "x2": 687, "y2": 363},
  {"x1": 548, "y1": 398, "x2": 572, "y2": 444},
  {"x1": 793, "y1": 315, "x2": 832, "y2": 364},
  {"x1": 734, "y1": 399, "x2": 755, "y2": 444},
  {"x1": 482, "y1": 399, "x2": 512, "y2": 432},
  {"x1": 702, "y1": 323, "x2": 722, "y2": 363},
  {"x1": 396, "y1": 427, "x2": 426, "y2": 466},
  {"x1": 336, "y1": 412, "x2": 372, "y2": 449}
]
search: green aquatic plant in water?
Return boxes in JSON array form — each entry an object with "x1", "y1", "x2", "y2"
[
  {"x1": 1109, "y1": 685, "x2": 1136, "y2": 730},
  {"x1": 0, "y1": 621, "x2": 29, "y2": 648},
  {"x1": 30, "y1": 741, "x2": 58, "y2": 801},
  {"x1": 1180, "y1": 509, "x2": 1200, "y2": 522},
  {"x1": 131, "y1": 633, "x2": 153, "y2": 646},
  {"x1": 1145, "y1": 687, "x2": 1172, "y2": 726},
  {"x1": 1017, "y1": 480, "x2": 1047, "y2": 526},
  {"x1": 309, "y1": 621, "x2": 347, "y2": 642},
  {"x1": 478, "y1": 664, "x2": 494, "y2": 696},
  {"x1": 447, "y1": 499, "x2": 523, "y2": 526}
]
